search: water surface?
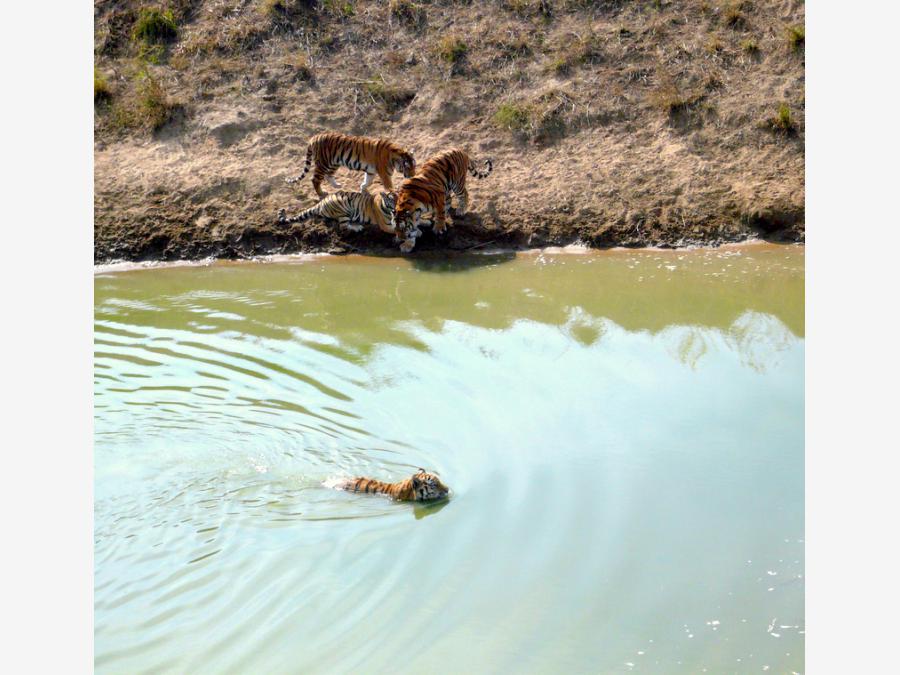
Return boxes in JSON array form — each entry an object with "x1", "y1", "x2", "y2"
[{"x1": 95, "y1": 245, "x2": 804, "y2": 673}]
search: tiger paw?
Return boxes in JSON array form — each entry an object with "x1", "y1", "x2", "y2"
[
  {"x1": 343, "y1": 223, "x2": 364, "y2": 232},
  {"x1": 399, "y1": 239, "x2": 416, "y2": 253}
]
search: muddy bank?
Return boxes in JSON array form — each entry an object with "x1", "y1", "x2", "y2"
[{"x1": 94, "y1": 0, "x2": 804, "y2": 263}]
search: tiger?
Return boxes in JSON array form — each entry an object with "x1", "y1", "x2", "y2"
[
  {"x1": 331, "y1": 469, "x2": 450, "y2": 502},
  {"x1": 391, "y1": 148, "x2": 493, "y2": 253},
  {"x1": 277, "y1": 190, "x2": 397, "y2": 234},
  {"x1": 284, "y1": 131, "x2": 416, "y2": 198}
]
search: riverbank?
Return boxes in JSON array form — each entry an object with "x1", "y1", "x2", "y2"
[{"x1": 94, "y1": 0, "x2": 804, "y2": 263}]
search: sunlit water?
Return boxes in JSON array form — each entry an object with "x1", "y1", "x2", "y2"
[{"x1": 94, "y1": 245, "x2": 804, "y2": 674}]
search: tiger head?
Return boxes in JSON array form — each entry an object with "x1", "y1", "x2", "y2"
[
  {"x1": 391, "y1": 195, "x2": 422, "y2": 251},
  {"x1": 393, "y1": 151, "x2": 416, "y2": 179},
  {"x1": 411, "y1": 469, "x2": 450, "y2": 501}
]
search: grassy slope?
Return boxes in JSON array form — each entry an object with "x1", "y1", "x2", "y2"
[{"x1": 94, "y1": 0, "x2": 804, "y2": 261}]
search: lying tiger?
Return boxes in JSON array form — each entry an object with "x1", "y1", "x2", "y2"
[
  {"x1": 277, "y1": 190, "x2": 397, "y2": 234},
  {"x1": 391, "y1": 148, "x2": 493, "y2": 253},
  {"x1": 332, "y1": 469, "x2": 450, "y2": 502},
  {"x1": 285, "y1": 131, "x2": 416, "y2": 197}
]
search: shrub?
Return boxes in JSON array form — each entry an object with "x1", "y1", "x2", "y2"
[
  {"x1": 724, "y1": 1, "x2": 749, "y2": 29},
  {"x1": 787, "y1": 24, "x2": 804, "y2": 51},
  {"x1": 363, "y1": 80, "x2": 415, "y2": 112},
  {"x1": 389, "y1": 0, "x2": 426, "y2": 27},
  {"x1": 547, "y1": 32, "x2": 603, "y2": 75},
  {"x1": 493, "y1": 103, "x2": 531, "y2": 133},
  {"x1": 765, "y1": 102, "x2": 796, "y2": 133},
  {"x1": 131, "y1": 8, "x2": 177, "y2": 44},
  {"x1": 94, "y1": 68, "x2": 112, "y2": 103},
  {"x1": 135, "y1": 73, "x2": 178, "y2": 129},
  {"x1": 437, "y1": 35, "x2": 467, "y2": 63},
  {"x1": 741, "y1": 38, "x2": 759, "y2": 54},
  {"x1": 322, "y1": 0, "x2": 354, "y2": 17}
]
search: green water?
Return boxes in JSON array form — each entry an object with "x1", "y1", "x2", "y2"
[{"x1": 94, "y1": 245, "x2": 804, "y2": 674}]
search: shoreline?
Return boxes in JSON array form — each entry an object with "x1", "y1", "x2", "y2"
[{"x1": 94, "y1": 238, "x2": 802, "y2": 275}]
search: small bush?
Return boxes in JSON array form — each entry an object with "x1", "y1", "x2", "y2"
[
  {"x1": 111, "y1": 71, "x2": 180, "y2": 131},
  {"x1": 724, "y1": 1, "x2": 749, "y2": 29},
  {"x1": 363, "y1": 80, "x2": 415, "y2": 112},
  {"x1": 764, "y1": 103, "x2": 796, "y2": 133},
  {"x1": 437, "y1": 35, "x2": 467, "y2": 63},
  {"x1": 705, "y1": 34, "x2": 725, "y2": 54},
  {"x1": 741, "y1": 38, "x2": 759, "y2": 54},
  {"x1": 494, "y1": 103, "x2": 531, "y2": 133},
  {"x1": 548, "y1": 32, "x2": 603, "y2": 75},
  {"x1": 131, "y1": 8, "x2": 177, "y2": 44},
  {"x1": 389, "y1": 0, "x2": 426, "y2": 27},
  {"x1": 787, "y1": 24, "x2": 804, "y2": 51},
  {"x1": 322, "y1": 0, "x2": 354, "y2": 17},
  {"x1": 648, "y1": 77, "x2": 705, "y2": 116},
  {"x1": 293, "y1": 54, "x2": 313, "y2": 81},
  {"x1": 501, "y1": 0, "x2": 552, "y2": 19},
  {"x1": 496, "y1": 36, "x2": 532, "y2": 59},
  {"x1": 94, "y1": 68, "x2": 112, "y2": 103}
]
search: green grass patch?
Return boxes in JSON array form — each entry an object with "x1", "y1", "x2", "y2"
[
  {"x1": 764, "y1": 102, "x2": 796, "y2": 133},
  {"x1": 363, "y1": 80, "x2": 415, "y2": 112},
  {"x1": 787, "y1": 24, "x2": 805, "y2": 51},
  {"x1": 94, "y1": 68, "x2": 112, "y2": 103},
  {"x1": 437, "y1": 35, "x2": 467, "y2": 63},
  {"x1": 741, "y1": 38, "x2": 759, "y2": 54},
  {"x1": 323, "y1": 0, "x2": 354, "y2": 17},
  {"x1": 389, "y1": 0, "x2": 426, "y2": 27},
  {"x1": 131, "y1": 8, "x2": 177, "y2": 44},
  {"x1": 493, "y1": 103, "x2": 531, "y2": 133}
]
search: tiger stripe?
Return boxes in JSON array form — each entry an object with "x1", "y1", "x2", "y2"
[
  {"x1": 277, "y1": 190, "x2": 397, "y2": 234},
  {"x1": 283, "y1": 132, "x2": 416, "y2": 198},
  {"x1": 391, "y1": 148, "x2": 492, "y2": 252}
]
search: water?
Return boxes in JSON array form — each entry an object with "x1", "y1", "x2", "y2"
[{"x1": 94, "y1": 245, "x2": 804, "y2": 674}]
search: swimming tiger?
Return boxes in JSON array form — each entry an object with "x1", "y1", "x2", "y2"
[
  {"x1": 391, "y1": 148, "x2": 493, "y2": 253},
  {"x1": 331, "y1": 469, "x2": 450, "y2": 502},
  {"x1": 277, "y1": 190, "x2": 397, "y2": 234},
  {"x1": 285, "y1": 132, "x2": 416, "y2": 198}
]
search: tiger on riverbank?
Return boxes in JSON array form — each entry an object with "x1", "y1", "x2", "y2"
[
  {"x1": 277, "y1": 190, "x2": 397, "y2": 233},
  {"x1": 391, "y1": 148, "x2": 492, "y2": 253},
  {"x1": 284, "y1": 132, "x2": 416, "y2": 197}
]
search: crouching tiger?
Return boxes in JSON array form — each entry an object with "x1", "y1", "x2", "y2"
[
  {"x1": 330, "y1": 469, "x2": 450, "y2": 502},
  {"x1": 278, "y1": 190, "x2": 397, "y2": 234},
  {"x1": 391, "y1": 148, "x2": 492, "y2": 253},
  {"x1": 285, "y1": 131, "x2": 415, "y2": 198}
]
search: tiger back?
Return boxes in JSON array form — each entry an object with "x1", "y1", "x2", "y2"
[
  {"x1": 285, "y1": 132, "x2": 415, "y2": 198},
  {"x1": 278, "y1": 190, "x2": 397, "y2": 233},
  {"x1": 392, "y1": 148, "x2": 492, "y2": 252},
  {"x1": 332, "y1": 469, "x2": 450, "y2": 502}
]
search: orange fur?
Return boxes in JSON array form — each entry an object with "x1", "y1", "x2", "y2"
[
  {"x1": 391, "y1": 148, "x2": 492, "y2": 251},
  {"x1": 335, "y1": 469, "x2": 449, "y2": 502},
  {"x1": 285, "y1": 132, "x2": 415, "y2": 198}
]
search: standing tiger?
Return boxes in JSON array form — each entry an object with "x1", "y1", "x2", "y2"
[
  {"x1": 330, "y1": 469, "x2": 450, "y2": 502},
  {"x1": 277, "y1": 190, "x2": 397, "y2": 234},
  {"x1": 285, "y1": 132, "x2": 416, "y2": 198},
  {"x1": 391, "y1": 148, "x2": 493, "y2": 253}
]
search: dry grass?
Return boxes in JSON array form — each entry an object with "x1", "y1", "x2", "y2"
[{"x1": 362, "y1": 79, "x2": 415, "y2": 112}]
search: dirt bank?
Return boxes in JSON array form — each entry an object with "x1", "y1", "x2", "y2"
[{"x1": 94, "y1": 0, "x2": 804, "y2": 263}]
